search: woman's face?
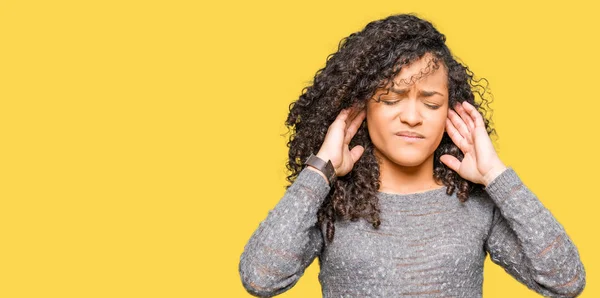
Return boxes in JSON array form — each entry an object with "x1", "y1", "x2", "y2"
[{"x1": 366, "y1": 53, "x2": 449, "y2": 167}]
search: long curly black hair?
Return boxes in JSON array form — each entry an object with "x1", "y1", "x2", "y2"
[{"x1": 284, "y1": 13, "x2": 497, "y2": 244}]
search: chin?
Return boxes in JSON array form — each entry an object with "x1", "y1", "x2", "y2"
[
  {"x1": 383, "y1": 149, "x2": 428, "y2": 167},
  {"x1": 392, "y1": 156, "x2": 427, "y2": 167}
]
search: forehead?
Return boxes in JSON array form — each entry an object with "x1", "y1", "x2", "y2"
[{"x1": 391, "y1": 54, "x2": 447, "y2": 89}]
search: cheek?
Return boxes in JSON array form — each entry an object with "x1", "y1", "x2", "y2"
[
  {"x1": 428, "y1": 112, "x2": 448, "y2": 146},
  {"x1": 430, "y1": 110, "x2": 448, "y2": 131},
  {"x1": 366, "y1": 110, "x2": 394, "y2": 135}
]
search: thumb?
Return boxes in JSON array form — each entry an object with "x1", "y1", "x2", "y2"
[
  {"x1": 440, "y1": 154, "x2": 460, "y2": 173},
  {"x1": 349, "y1": 145, "x2": 365, "y2": 165}
]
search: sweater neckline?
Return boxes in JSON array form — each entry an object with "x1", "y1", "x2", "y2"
[{"x1": 377, "y1": 185, "x2": 447, "y2": 199}]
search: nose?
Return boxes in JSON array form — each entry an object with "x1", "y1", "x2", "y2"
[{"x1": 399, "y1": 99, "x2": 423, "y2": 126}]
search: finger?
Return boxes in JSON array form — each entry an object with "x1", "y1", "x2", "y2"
[
  {"x1": 451, "y1": 105, "x2": 474, "y2": 144},
  {"x1": 448, "y1": 109, "x2": 473, "y2": 144},
  {"x1": 446, "y1": 118, "x2": 468, "y2": 153},
  {"x1": 344, "y1": 109, "x2": 366, "y2": 145},
  {"x1": 349, "y1": 145, "x2": 365, "y2": 165},
  {"x1": 331, "y1": 108, "x2": 352, "y2": 130},
  {"x1": 454, "y1": 102, "x2": 475, "y2": 132},
  {"x1": 344, "y1": 105, "x2": 364, "y2": 129},
  {"x1": 345, "y1": 105, "x2": 360, "y2": 127},
  {"x1": 440, "y1": 154, "x2": 461, "y2": 173},
  {"x1": 461, "y1": 101, "x2": 486, "y2": 129},
  {"x1": 344, "y1": 107, "x2": 355, "y2": 127}
]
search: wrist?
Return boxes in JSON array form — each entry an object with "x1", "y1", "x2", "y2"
[
  {"x1": 304, "y1": 153, "x2": 336, "y2": 186},
  {"x1": 483, "y1": 163, "x2": 507, "y2": 187},
  {"x1": 316, "y1": 152, "x2": 331, "y2": 163}
]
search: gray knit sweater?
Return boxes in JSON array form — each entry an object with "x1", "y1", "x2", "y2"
[{"x1": 239, "y1": 167, "x2": 586, "y2": 297}]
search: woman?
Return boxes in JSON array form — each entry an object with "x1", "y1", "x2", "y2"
[{"x1": 239, "y1": 13, "x2": 586, "y2": 297}]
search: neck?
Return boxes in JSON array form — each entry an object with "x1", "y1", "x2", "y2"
[{"x1": 375, "y1": 149, "x2": 442, "y2": 195}]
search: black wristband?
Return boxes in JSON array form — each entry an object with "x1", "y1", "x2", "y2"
[{"x1": 304, "y1": 153, "x2": 337, "y2": 185}]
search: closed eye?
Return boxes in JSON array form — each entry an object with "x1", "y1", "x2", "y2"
[{"x1": 382, "y1": 100, "x2": 441, "y2": 110}]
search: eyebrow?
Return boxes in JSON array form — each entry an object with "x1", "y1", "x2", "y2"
[{"x1": 390, "y1": 87, "x2": 444, "y2": 97}]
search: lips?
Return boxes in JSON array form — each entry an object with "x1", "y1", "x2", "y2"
[{"x1": 395, "y1": 131, "x2": 425, "y2": 138}]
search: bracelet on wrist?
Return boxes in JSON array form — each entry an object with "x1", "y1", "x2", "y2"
[{"x1": 303, "y1": 153, "x2": 336, "y2": 186}]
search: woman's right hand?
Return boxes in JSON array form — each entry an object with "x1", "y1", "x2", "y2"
[{"x1": 313, "y1": 106, "x2": 366, "y2": 179}]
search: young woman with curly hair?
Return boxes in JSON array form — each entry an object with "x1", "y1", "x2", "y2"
[{"x1": 239, "y1": 13, "x2": 586, "y2": 297}]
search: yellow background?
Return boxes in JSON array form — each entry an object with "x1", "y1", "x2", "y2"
[{"x1": 1, "y1": 0, "x2": 597, "y2": 297}]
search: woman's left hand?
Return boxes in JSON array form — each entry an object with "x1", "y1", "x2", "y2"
[{"x1": 440, "y1": 101, "x2": 507, "y2": 187}]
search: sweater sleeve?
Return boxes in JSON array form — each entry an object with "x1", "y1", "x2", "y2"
[
  {"x1": 239, "y1": 167, "x2": 331, "y2": 297},
  {"x1": 483, "y1": 167, "x2": 586, "y2": 297}
]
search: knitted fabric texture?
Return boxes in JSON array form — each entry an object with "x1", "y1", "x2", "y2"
[{"x1": 239, "y1": 167, "x2": 586, "y2": 297}]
